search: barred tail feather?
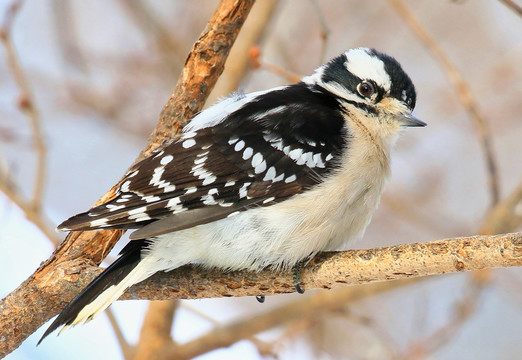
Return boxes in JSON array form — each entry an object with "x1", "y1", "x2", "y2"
[{"x1": 38, "y1": 240, "x2": 151, "y2": 344}]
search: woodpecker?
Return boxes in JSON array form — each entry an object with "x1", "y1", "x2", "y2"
[{"x1": 40, "y1": 47, "x2": 425, "y2": 342}]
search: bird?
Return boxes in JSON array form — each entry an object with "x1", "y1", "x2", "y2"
[{"x1": 39, "y1": 47, "x2": 425, "y2": 343}]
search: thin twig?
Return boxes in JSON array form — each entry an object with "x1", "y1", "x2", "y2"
[
  {"x1": 105, "y1": 308, "x2": 134, "y2": 360},
  {"x1": 51, "y1": 0, "x2": 89, "y2": 74},
  {"x1": 308, "y1": 0, "x2": 330, "y2": 64},
  {"x1": 162, "y1": 280, "x2": 419, "y2": 360},
  {"x1": 498, "y1": 0, "x2": 522, "y2": 17},
  {"x1": 403, "y1": 272, "x2": 488, "y2": 359},
  {"x1": 387, "y1": 0, "x2": 500, "y2": 207},
  {"x1": 248, "y1": 47, "x2": 301, "y2": 83},
  {"x1": 0, "y1": 177, "x2": 60, "y2": 246},
  {"x1": 120, "y1": 0, "x2": 185, "y2": 74},
  {"x1": 133, "y1": 301, "x2": 178, "y2": 360},
  {"x1": 0, "y1": 0, "x2": 47, "y2": 213}
]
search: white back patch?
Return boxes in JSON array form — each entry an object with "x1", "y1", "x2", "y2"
[{"x1": 184, "y1": 86, "x2": 288, "y2": 132}]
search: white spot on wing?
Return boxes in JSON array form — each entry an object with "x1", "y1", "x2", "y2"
[
  {"x1": 285, "y1": 174, "x2": 297, "y2": 183},
  {"x1": 288, "y1": 148, "x2": 303, "y2": 162},
  {"x1": 262, "y1": 197, "x2": 275, "y2": 204},
  {"x1": 128, "y1": 213, "x2": 151, "y2": 222},
  {"x1": 227, "y1": 211, "x2": 240, "y2": 218},
  {"x1": 160, "y1": 155, "x2": 173, "y2": 165},
  {"x1": 272, "y1": 173, "x2": 285, "y2": 182},
  {"x1": 128, "y1": 206, "x2": 147, "y2": 215},
  {"x1": 150, "y1": 166, "x2": 165, "y2": 185},
  {"x1": 182, "y1": 139, "x2": 196, "y2": 148},
  {"x1": 224, "y1": 180, "x2": 235, "y2": 187},
  {"x1": 243, "y1": 147, "x2": 253, "y2": 160},
  {"x1": 194, "y1": 156, "x2": 207, "y2": 165},
  {"x1": 182, "y1": 131, "x2": 197, "y2": 139},
  {"x1": 304, "y1": 152, "x2": 315, "y2": 167},
  {"x1": 153, "y1": 150, "x2": 165, "y2": 159},
  {"x1": 325, "y1": 153, "x2": 333, "y2": 161},
  {"x1": 263, "y1": 167, "x2": 276, "y2": 181},
  {"x1": 107, "y1": 204, "x2": 126, "y2": 212},
  {"x1": 201, "y1": 194, "x2": 217, "y2": 205},
  {"x1": 185, "y1": 187, "x2": 197, "y2": 194},
  {"x1": 313, "y1": 153, "x2": 325, "y2": 168},
  {"x1": 90, "y1": 218, "x2": 108, "y2": 227},
  {"x1": 202, "y1": 175, "x2": 217, "y2": 186},
  {"x1": 234, "y1": 140, "x2": 245, "y2": 151},
  {"x1": 255, "y1": 160, "x2": 267, "y2": 174},
  {"x1": 228, "y1": 136, "x2": 239, "y2": 145},
  {"x1": 251, "y1": 153, "x2": 263, "y2": 168},
  {"x1": 239, "y1": 182, "x2": 251, "y2": 199},
  {"x1": 121, "y1": 180, "x2": 131, "y2": 192}
]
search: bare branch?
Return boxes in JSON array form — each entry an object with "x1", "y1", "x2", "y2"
[
  {"x1": 387, "y1": 0, "x2": 500, "y2": 206},
  {"x1": 498, "y1": 0, "x2": 522, "y2": 17},
  {"x1": 0, "y1": 0, "x2": 256, "y2": 356},
  {"x1": 0, "y1": 179, "x2": 59, "y2": 246},
  {"x1": 307, "y1": 0, "x2": 330, "y2": 64},
  {"x1": 480, "y1": 181, "x2": 522, "y2": 235},
  {"x1": 208, "y1": 0, "x2": 280, "y2": 103},
  {"x1": 133, "y1": 301, "x2": 178, "y2": 360},
  {"x1": 403, "y1": 271, "x2": 488, "y2": 358},
  {"x1": 0, "y1": 0, "x2": 47, "y2": 212},
  {"x1": 105, "y1": 308, "x2": 134, "y2": 360},
  {"x1": 163, "y1": 280, "x2": 418, "y2": 360},
  {"x1": 248, "y1": 46, "x2": 302, "y2": 83}
]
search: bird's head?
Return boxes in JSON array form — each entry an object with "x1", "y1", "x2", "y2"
[{"x1": 303, "y1": 47, "x2": 425, "y2": 141}]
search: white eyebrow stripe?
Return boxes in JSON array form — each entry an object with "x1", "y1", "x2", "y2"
[{"x1": 344, "y1": 48, "x2": 391, "y2": 91}]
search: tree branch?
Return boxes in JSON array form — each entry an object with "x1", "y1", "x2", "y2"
[
  {"x1": 0, "y1": 0, "x2": 256, "y2": 357},
  {"x1": 8, "y1": 232, "x2": 518, "y2": 358}
]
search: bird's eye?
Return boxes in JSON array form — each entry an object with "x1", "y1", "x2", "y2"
[{"x1": 357, "y1": 81, "x2": 375, "y2": 98}]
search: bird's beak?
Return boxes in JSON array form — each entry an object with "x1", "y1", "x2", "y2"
[{"x1": 396, "y1": 114, "x2": 427, "y2": 127}]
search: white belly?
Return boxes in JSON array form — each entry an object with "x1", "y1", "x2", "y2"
[{"x1": 145, "y1": 133, "x2": 391, "y2": 273}]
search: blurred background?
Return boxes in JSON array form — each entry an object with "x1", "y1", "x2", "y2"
[{"x1": 1, "y1": 0, "x2": 521, "y2": 359}]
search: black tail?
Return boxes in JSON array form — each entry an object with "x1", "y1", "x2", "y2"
[{"x1": 38, "y1": 240, "x2": 148, "y2": 344}]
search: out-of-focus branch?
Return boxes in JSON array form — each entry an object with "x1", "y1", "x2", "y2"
[
  {"x1": 163, "y1": 280, "x2": 418, "y2": 360},
  {"x1": 0, "y1": 0, "x2": 47, "y2": 212},
  {"x1": 120, "y1": 0, "x2": 185, "y2": 73},
  {"x1": 133, "y1": 301, "x2": 178, "y2": 360},
  {"x1": 480, "y1": 181, "x2": 522, "y2": 235},
  {"x1": 0, "y1": 1, "x2": 57, "y2": 246},
  {"x1": 308, "y1": 0, "x2": 330, "y2": 64},
  {"x1": 403, "y1": 269, "x2": 489, "y2": 359},
  {"x1": 248, "y1": 46, "x2": 302, "y2": 83},
  {"x1": 0, "y1": 1, "x2": 256, "y2": 357},
  {"x1": 498, "y1": 0, "x2": 522, "y2": 17},
  {"x1": 105, "y1": 308, "x2": 134, "y2": 360},
  {"x1": 401, "y1": 181, "x2": 522, "y2": 358},
  {"x1": 208, "y1": 0, "x2": 280, "y2": 103},
  {"x1": 387, "y1": 0, "x2": 500, "y2": 207},
  {"x1": 0, "y1": 179, "x2": 59, "y2": 246},
  {"x1": 51, "y1": 0, "x2": 88, "y2": 74}
]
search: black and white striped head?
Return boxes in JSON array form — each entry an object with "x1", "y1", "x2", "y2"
[{"x1": 303, "y1": 48, "x2": 422, "y2": 128}]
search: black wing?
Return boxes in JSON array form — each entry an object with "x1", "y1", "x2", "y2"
[{"x1": 58, "y1": 83, "x2": 349, "y2": 239}]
